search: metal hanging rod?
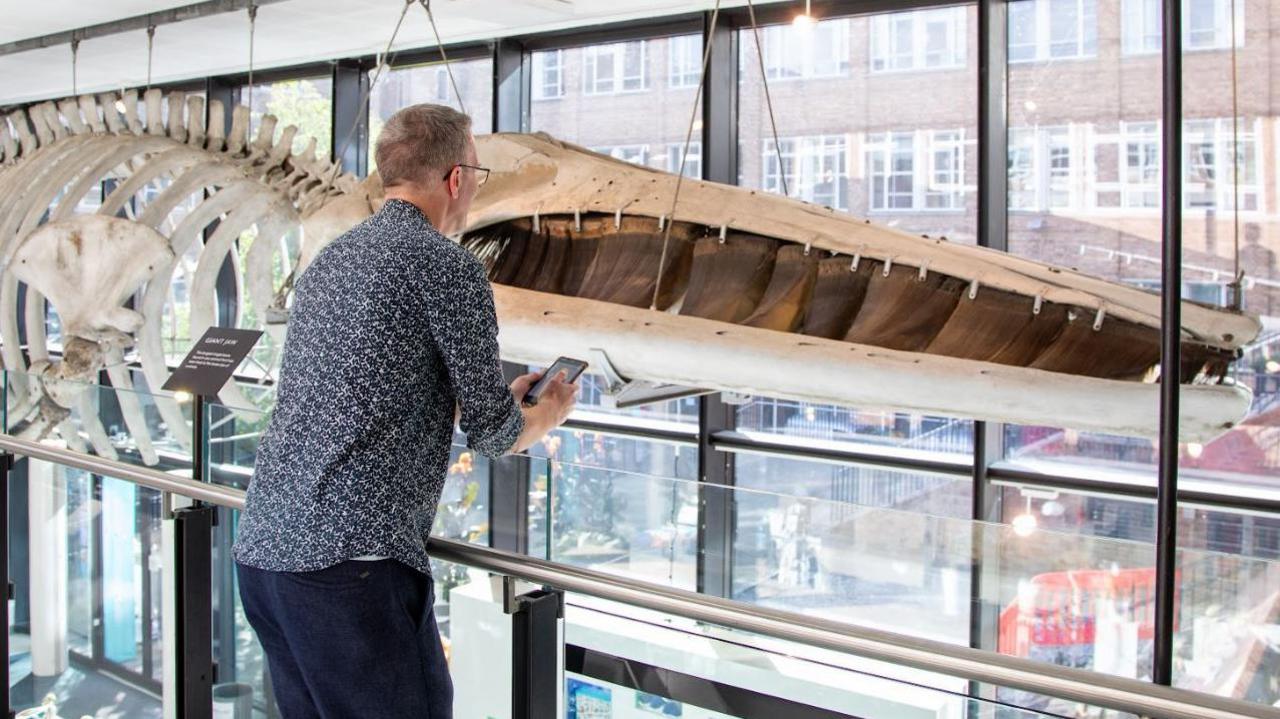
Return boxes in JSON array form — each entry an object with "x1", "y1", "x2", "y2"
[{"x1": 0, "y1": 0, "x2": 290, "y2": 58}]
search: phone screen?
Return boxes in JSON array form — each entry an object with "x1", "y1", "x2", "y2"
[{"x1": 524, "y1": 357, "x2": 587, "y2": 406}]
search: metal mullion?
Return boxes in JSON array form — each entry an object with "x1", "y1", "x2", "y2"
[
  {"x1": 331, "y1": 58, "x2": 370, "y2": 176},
  {"x1": 1154, "y1": 0, "x2": 1184, "y2": 685},
  {"x1": 494, "y1": 38, "x2": 530, "y2": 134}
]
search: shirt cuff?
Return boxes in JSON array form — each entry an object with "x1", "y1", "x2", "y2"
[{"x1": 468, "y1": 397, "x2": 525, "y2": 459}]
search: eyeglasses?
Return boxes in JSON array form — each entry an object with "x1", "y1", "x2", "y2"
[{"x1": 442, "y1": 163, "x2": 490, "y2": 187}]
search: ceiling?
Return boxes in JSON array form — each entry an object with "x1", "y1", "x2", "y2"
[{"x1": 0, "y1": 0, "x2": 789, "y2": 106}]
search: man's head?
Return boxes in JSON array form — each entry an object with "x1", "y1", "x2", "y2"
[{"x1": 375, "y1": 103, "x2": 480, "y2": 234}]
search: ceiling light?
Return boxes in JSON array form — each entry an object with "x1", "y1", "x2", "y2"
[{"x1": 793, "y1": 0, "x2": 815, "y2": 29}]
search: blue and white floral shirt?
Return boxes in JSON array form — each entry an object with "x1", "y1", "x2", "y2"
[{"x1": 234, "y1": 199, "x2": 523, "y2": 575}]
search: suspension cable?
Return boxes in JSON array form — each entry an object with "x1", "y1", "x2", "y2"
[
  {"x1": 145, "y1": 25, "x2": 156, "y2": 90},
  {"x1": 745, "y1": 0, "x2": 789, "y2": 198},
  {"x1": 420, "y1": 0, "x2": 466, "y2": 116},
  {"x1": 70, "y1": 37, "x2": 80, "y2": 96},
  {"x1": 246, "y1": 4, "x2": 258, "y2": 109},
  {"x1": 650, "y1": 1, "x2": 722, "y2": 311},
  {"x1": 1229, "y1": 0, "x2": 1243, "y2": 310}
]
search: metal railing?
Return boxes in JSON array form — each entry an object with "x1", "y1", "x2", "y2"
[{"x1": 3, "y1": 434, "x2": 1279, "y2": 719}]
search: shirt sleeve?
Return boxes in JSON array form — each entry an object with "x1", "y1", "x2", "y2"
[{"x1": 423, "y1": 247, "x2": 525, "y2": 458}]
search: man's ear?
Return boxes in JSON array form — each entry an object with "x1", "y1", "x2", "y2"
[{"x1": 448, "y1": 167, "x2": 461, "y2": 199}]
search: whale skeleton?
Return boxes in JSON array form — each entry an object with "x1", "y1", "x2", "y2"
[{"x1": 0, "y1": 90, "x2": 1260, "y2": 463}]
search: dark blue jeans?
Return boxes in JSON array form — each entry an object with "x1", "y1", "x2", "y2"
[{"x1": 237, "y1": 559, "x2": 453, "y2": 719}]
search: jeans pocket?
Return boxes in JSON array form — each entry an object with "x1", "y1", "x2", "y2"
[{"x1": 285, "y1": 561, "x2": 374, "y2": 591}]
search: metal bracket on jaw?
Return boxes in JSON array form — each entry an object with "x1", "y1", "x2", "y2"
[{"x1": 588, "y1": 347, "x2": 745, "y2": 409}]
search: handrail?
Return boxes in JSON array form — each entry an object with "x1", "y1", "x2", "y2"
[{"x1": 2, "y1": 434, "x2": 1277, "y2": 719}]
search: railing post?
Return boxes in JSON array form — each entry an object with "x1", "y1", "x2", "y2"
[
  {"x1": 504, "y1": 577, "x2": 562, "y2": 719},
  {"x1": 172, "y1": 504, "x2": 215, "y2": 719},
  {"x1": 1, "y1": 451, "x2": 12, "y2": 719}
]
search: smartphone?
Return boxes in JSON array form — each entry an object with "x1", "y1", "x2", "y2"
[{"x1": 523, "y1": 357, "x2": 587, "y2": 407}]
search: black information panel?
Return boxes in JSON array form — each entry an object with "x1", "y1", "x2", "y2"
[{"x1": 161, "y1": 327, "x2": 263, "y2": 397}]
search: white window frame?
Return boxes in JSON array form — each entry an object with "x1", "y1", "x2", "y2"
[
  {"x1": 762, "y1": 135, "x2": 849, "y2": 210},
  {"x1": 760, "y1": 19, "x2": 851, "y2": 80},
  {"x1": 1009, "y1": 125, "x2": 1077, "y2": 212},
  {"x1": 532, "y1": 50, "x2": 565, "y2": 100},
  {"x1": 1122, "y1": 0, "x2": 1244, "y2": 55},
  {"x1": 668, "y1": 35, "x2": 702, "y2": 89},
  {"x1": 592, "y1": 144, "x2": 650, "y2": 166},
  {"x1": 870, "y1": 7, "x2": 967, "y2": 73},
  {"x1": 1184, "y1": 117, "x2": 1261, "y2": 213},
  {"x1": 656, "y1": 141, "x2": 702, "y2": 179},
  {"x1": 867, "y1": 129, "x2": 967, "y2": 212},
  {"x1": 584, "y1": 41, "x2": 650, "y2": 96},
  {"x1": 1008, "y1": 0, "x2": 1097, "y2": 63}
]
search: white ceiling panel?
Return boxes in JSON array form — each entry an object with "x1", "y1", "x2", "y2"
[{"x1": 0, "y1": 0, "x2": 790, "y2": 106}]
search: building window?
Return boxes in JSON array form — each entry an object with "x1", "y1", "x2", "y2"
[
  {"x1": 867, "y1": 130, "x2": 966, "y2": 211},
  {"x1": 433, "y1": 68, "x2": 449, "y2": 102},
  {"x1": 1122, "y1": 0, "x2": 1244, "y2": 54},
  {"x1": 1009, "y1": 126, "x2": 1075, "y2": 211},
  {"x1": 592, "y1": 144, "x2": 650, "y2": 165},
  {"x1": 1184, "y1": 118, "x2": 1259, "y2": 211},
  {"x1": 1009, "y1": 0, "x2": 1097, "y2": 62},
  {"x1": 584, "y1": 41, "x2": 649, "y2": 95},
  {"x1": 762, "y1": 136, "x2": 849, "y2": 210},
  {"x1": 1122, "y1": 122, "x2": 1161, "y2": 209},
  {"x1": 760, "y1": 19, "x2": 851, "y2": 80},
  {"x1": 532, "y1": 50, "x2": 564, "y2": 99},
  {"x1": 652, "y1": 142, "x2": 702, "y2": 179},
  {"x1": 668, "y1": 35, "x2": 701, "y2": 89},
  {"x1": 870, "y1": 7, "x2": 967, "y2": 72}
]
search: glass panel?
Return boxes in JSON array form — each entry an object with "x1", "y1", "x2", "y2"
[
  {"x1": 560, "y1": 597, "x2": 1077, "y2": 719},
  {"x1": 4, "y1": 370, "x2": 194, "y2": 476},
  {"x1": 737, "y1": 7, "x2": 977, "y2": 460},
  {"x1": 528, "y1": 444, "x2": 699, "y2": 590},
  {"x1": 367, "y1": 56, "x2": 495, "y2": 174},
  {"x1": 10, "y1": 460, "x2": 164, "y2": 717},
  {"x1": 731, "y1": 458, "x2": 972, "y2": 644},
  {"x1": 996, "y1": 485, "x2": 1280, "y2": 704}
]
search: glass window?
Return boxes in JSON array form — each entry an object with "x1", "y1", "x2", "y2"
[
  {"x1": 1123, "y1": 0, "x2": 1245, "y2": 54},
  {"x1": 870, "y1": 7, "x2": 967, "y2": 72},
  {"x1": 867, "y1": 129, "x2": 966, "y2": 211},
  {"x1": 1008, "y1": 0, "x2": 1097, "y2": 63},
  {"x1": 1009, "y1": 125, "x2": 1076, "y2": 211},
  {"x1": 533, "y1": 49, "x2": 565, "y2": 99},
  {"x1": 367, "y1": 57, "x2": 494, "y2": 172},
  {"x1": 243, "y1": 76, "x2": 333, "y2": 155},
  {"x1": 762, "y1": 135, "x2": 849, "y2": 210},
  {"x1": 759, "y1": 19, "x2": 851, "y2": 80},
  {"x1": 1184, "y1": 117, "x2": 1259, "y2": 211},
  {"x1": 668, "y1": 34, "x2": 702, "y2": 88},
  {"x1": 584, "y1": 41, "x2": 649, "y2": 95}
]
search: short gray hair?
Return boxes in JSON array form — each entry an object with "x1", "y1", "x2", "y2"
[{"x1": 374, "y1": 103, "x2": 472, "y2": 189}]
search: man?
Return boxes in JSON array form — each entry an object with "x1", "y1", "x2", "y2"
[{"x1": 233, "y1": 103, "x2": 578, "y2": 718}]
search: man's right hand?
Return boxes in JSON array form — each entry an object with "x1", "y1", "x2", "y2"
[
  {"x1": 508, "y1": 370, "x2": 579, "y2": 454},
  {"x1": 537, "y1": 370, "x2": 579, "y2": 425}
]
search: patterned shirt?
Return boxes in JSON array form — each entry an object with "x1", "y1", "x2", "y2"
[{"x1": 234, "y1": 199, "x2": 524, "y2": 575}]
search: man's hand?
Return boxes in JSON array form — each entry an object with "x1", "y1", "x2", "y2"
[
  {"x1": 509, "y1": 370, "x2": 543, "y2": 405},
  {"x1": 507, "y1": 369, "x2": 580, "y2": 454}
]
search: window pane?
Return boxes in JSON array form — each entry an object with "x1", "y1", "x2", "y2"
[
  {"x1": 529, "y1": 36, "x2": 702, "y2": 425},
  {"x1": 367, "y1": 57, "x2": 494, "y2": 174},
  {"x1": 243, "y1": 77, "x2": 332, "y2": 155}
]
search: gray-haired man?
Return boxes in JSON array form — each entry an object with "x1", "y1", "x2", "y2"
[{"x1": 234, "y1": 104, "x2": 577, "y2": 718}]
